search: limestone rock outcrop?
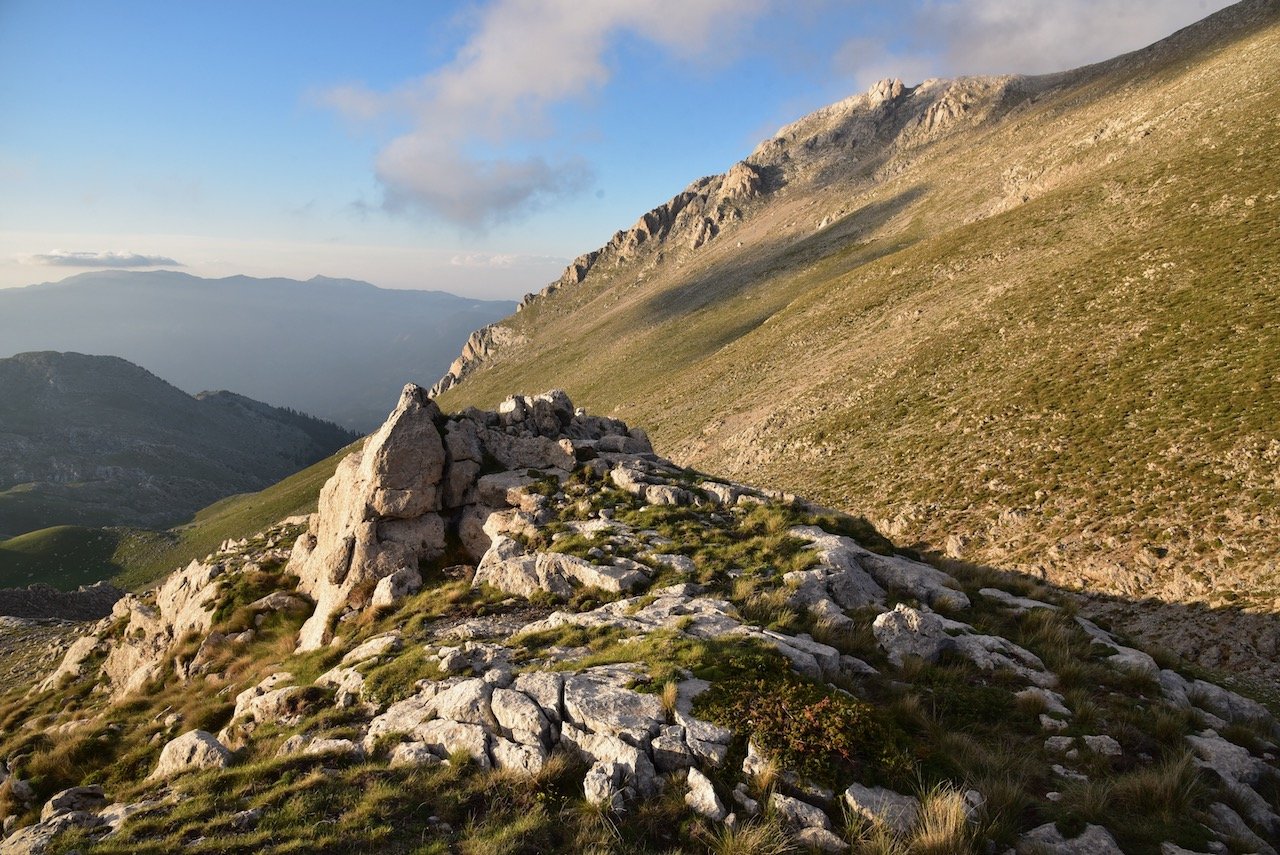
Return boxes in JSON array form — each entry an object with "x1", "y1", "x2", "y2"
[{"x1": 287, "y1": 385, "x2": 655, "y2": 649}]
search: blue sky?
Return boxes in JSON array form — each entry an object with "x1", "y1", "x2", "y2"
[{"x1": 0, "y1": 0, "x2": 1232, "y2": 298}]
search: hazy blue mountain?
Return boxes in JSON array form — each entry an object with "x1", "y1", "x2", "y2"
[
  {"x1": 0, "y1": 270, "x2": 515, "y2": 430},
  {"x1": 0, "y1": 351, "x2": 360, "y2": 538}
]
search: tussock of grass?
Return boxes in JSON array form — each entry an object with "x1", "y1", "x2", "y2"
[{"x1": 702, "y1": 817, "x2": 797, "y2": 855}]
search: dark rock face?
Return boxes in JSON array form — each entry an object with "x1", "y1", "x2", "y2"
[{"x1": 0, "y1": 581, "x2": 123, "y2": 620}]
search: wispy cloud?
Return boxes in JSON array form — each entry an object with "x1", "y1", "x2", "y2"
[
  {"x1": 318, "y1": 0, "x2": 770, "y2": 229},
  {"x1": 20, "y1": 250, "x2": 182, "y2": 268},
  {"x1": 836, "y1": 0, "x2": 1234, "y2": 88},
  {"x1": 449, "y1": 252, "x2": 567, "y2": 268}
]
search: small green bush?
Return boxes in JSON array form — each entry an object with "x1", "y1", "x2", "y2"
[{"x1": 695, "y1": 673, "x2": 910, "y2": 787}]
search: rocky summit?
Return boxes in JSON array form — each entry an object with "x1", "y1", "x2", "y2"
[{"x1": 0, "y1": 388, "x2": 1276, "y2": 854}]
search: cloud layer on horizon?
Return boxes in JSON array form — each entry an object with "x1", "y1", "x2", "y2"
[{"x1": 21, "y1": 250, "x2": 182, "y2": 268}]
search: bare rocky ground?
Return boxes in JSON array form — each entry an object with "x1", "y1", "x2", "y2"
[
  {"x1": 0, "y1": 619, "x2": 85, "y2": 694},
  {"x1": 1, "y1": 389, "x2": 1277, "y2": 854}
]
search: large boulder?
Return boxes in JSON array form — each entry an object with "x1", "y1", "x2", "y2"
[
  {"x1": 39, "y1": 786, "x2": 105, "y2": 822},
  {"x1": 150, "y1": 730, "x2": 231, "y2": 779},
  {"x1": 291, "y1": 385, "x2": 447, "y2": 650}
]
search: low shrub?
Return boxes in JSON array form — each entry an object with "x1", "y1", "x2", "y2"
[{"x1": 695, "y1": 673, "x2": 910, "y2": 788}]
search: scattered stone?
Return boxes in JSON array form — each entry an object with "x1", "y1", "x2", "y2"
[
  {"x1": 584, "y1": 761, "x2": 627, "y2": 811},
  {"x1": 150, "y1": 730, "x2": 231, "y2": 779},
  {"x1": 796, "y1": 827, "x2": 848, "y2": 853},
  {"x1": 1017, "y1": 687, "x2": 1071, "y2": 717},
  {"x1": 98, "y1": 799, "x2": 162, "y2": 833},
  {"x1": 1082, "y1": 735, "x2": 1122, "y2": 757},
  {"x1": 769, "y1": 792, "x2": 830, "y2": 829},
  {"x1": 685, "y1": 768, "x2": 727, "y2": 821},
  {"x1": 1205, "y1": 802, "x2": 1276, "y2": 855},
  {"x1": 341, "y1": 632, "x2": 403, "y2": 665},
  {"x1": 247, "y1": 591, "x2": 309, "y2": 614},
  {"x1": 978, "y1": 587, "x2": 1059, "y2": 614},
  {"x1": 874, "y1": 604, "x2": 1053, "y2": 686},
  {"x1": 1017, "y1": 822, "x2": 1123, "y2": 854},
  {"x1": 389, "y1": 742, "x2": 443, "y2": 768},
  {"x1": 370, "y1": 567, "x2": 423, "y2": 609},
  {"x1": 844, "y1": 783, "x2": 920, "y2": 836},
  {"x1": 40, "y1": 786, "x2": 105, "y2": 822},
  {"x1": 277, "y1": 734, "x2": 365, "y2": 760}
]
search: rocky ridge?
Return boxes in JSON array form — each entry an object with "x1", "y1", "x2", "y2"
[
  {"x1": 428, "y1": 73, "x2": 1012, "y2": 396},
  {"x1": 3, "y1": 390, "x2": 1278, "y2": 853}
]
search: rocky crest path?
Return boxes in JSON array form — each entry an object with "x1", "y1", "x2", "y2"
[{"x1": 2, "y1": 389, "x2": 1278, "y2": 854}]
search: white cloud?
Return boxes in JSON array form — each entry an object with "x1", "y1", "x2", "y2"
[
  {"x1": 20, "y1": 250, "x2": 182, "y2": 268},
  {"x1": 320, "y1": 0, "x2": 770, "y2": 229},
  {"x1": 449, "y1": 252, "x2": 568, "y2": 268},
  {"x1": 836, "y1": 0, "x2": 1235, "y2": 88}
]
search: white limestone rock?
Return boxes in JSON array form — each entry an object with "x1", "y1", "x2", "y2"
[
  {"x1": 150, "y1": 730, "x2": 231, "y2": 779},
  {"x1": 37, "y1": 636, "x2": 102, "y2": 692},
  {"x1": 769, "y1": 792, "x2": 830, "y2": 830},
  {"x1": 844, "y1": 783, "x2": 920, "y2": 836},
  {"x1": 341, "y1": 632, "x2": 403, "y2": 665},
  {"x1": 314, "y1": 666, "x2": 365, "y2": 708},
  {"x1": 563, "y1": 671, "x2": 666, "y2": 744},
  {"x1": 1017, "y1": 822, "x2": 1123, "y2": 854},
  {"x1": 414, "y1": 719, "x2": 491, "y2": 768},
  {"x1": 277, "y1": 735, "x2": 365, "y2": 760},
  {"x1": 40, "y1": 786, "x2": 105, "y2": 822},
  {"x1": 796, "y1": 827, "x2": 849, "y2": 853},
  {"x1": 511, "y1": 671, "x2": 564, "y2": 724},
  {"x1": 389, "y1": 742, "x2": 443, "y2": 768},
  {"x1": 874, "y1": 604, "x2": 1054, "y2": 687},
  {"x1": 978, "y1": 587, "x2": 1059, "y2": 614},
  {"x1": 491, "y1": 687, "x2": 552, "y2": 746},
  {"x1": 490, "y1": 737, "x2": 548, "y2": 775},
  {"x1": 583, "y1": 761, "x2": 627, "y2": 811},
  {"x1": 561, "y1": 723, "x2": 658, "y2": 797},
  {"x1": 370, "y1": 565, "x2": 423, "y2": 609},
  {"x1": 431, "y1": 678, "x2": 499, "y2": 729},
  {"x1": 291, "y1": 384, "x2": 447, "y2": 651},
  {"x1": 685, "y1": 768, "x2": 727, "y2": 821}
]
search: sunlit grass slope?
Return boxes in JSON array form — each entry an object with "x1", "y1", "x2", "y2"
[{"x1": 440, "y1": 7, "x2": 1280, "y2": 612}]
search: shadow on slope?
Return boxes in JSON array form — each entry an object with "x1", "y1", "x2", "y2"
[{"x1": 636, "y1": 184, "x2": 931, "y2": 330}]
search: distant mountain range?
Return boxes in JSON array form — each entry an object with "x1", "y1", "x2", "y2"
[
  {"x1": 0, "y1": 351, "x2": 358, "y2": 538},
  {"x1": 0, "y1": 270, "x2": 514, "y2": 430}
]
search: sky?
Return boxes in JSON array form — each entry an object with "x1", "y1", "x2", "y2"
[{"x1": 0, "y1": 0, "x2": 1233, "y2": 299}]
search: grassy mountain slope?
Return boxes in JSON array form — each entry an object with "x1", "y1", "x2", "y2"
[
  {"x1": 439, "y1": 0, "x2": 1280, "y2": 630},
  {"x1": 0, "y1": 440, "x2": 355, "y2": 591}
]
